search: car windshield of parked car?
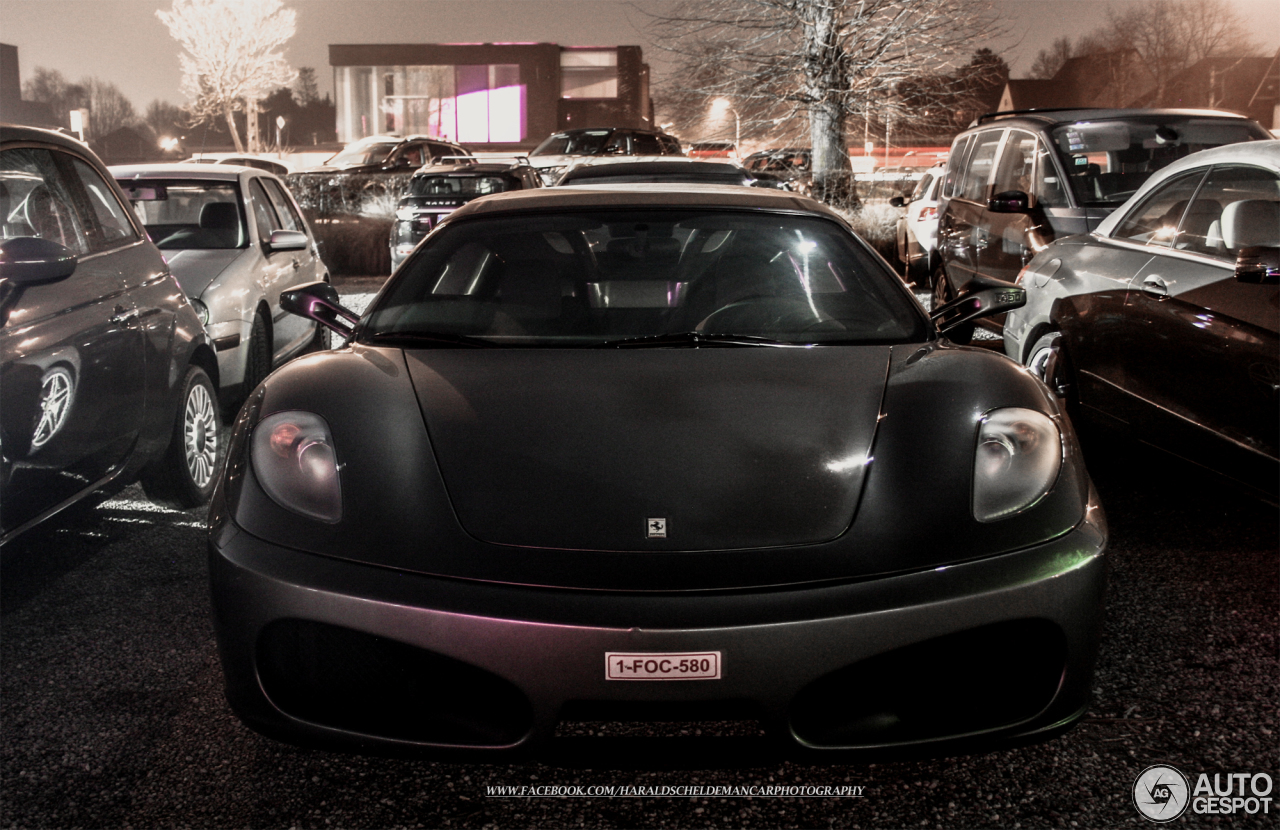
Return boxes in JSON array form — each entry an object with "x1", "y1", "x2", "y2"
[
  {"x1": 410, "y1": 175, "x2": 510, "y2": 196},
  {"x1": 1052, "y1": 118, "x2": 1268, "y2": 207},
  {"x1": 365, "y1": 210, "x2": 927, "y2": 347},
  {"x1": 118, "y1": 180, "x2": 247, "y2": 250},
  {"x1": 531, "y1": 131, "x2": 611, "y2": 157},
  {"x1": 327, "y1": 143, "x2": 397, "y2": 166}
]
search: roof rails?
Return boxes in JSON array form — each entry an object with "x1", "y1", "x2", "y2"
[
  {"x1": 434, "y1": 154, "x2": 530, "y2": 165},
  {"x1": 976, "y1": 108, "x2": 1091, "y2": 125}
]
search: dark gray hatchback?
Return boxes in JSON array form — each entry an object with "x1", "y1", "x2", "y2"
[
  {"x1": 933, "y1": 108, "x2": 1270, "y2": 317},
  {"x1": 1, "y1": 125, "x2": 221, "y2": 543}
]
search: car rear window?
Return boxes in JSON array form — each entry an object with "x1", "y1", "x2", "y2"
[
  {"x1": 410, "y1": 176, "x2": 511, "y2": 196},
  {"x1": 118, "y1": 179, "x2": 247, "y2": 249},
  {"x1": 1052, "y1": 117, "x2": 1269, "y2": 207},
  {"x1": 365, "y1": 209, "x2": 927, "y2": 347}
]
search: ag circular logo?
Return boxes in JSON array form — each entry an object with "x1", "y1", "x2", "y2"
[{"x1": 1134, "y1": 764, "x2": 1190, "y2": 822}]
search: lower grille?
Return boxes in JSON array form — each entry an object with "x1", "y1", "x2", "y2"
[
  {"x1": 257, "y1": 619, "x2": 533, "y2": 746},
  {"x1": 789, "y1": 619, "x2": 1067, "y2": 747}
]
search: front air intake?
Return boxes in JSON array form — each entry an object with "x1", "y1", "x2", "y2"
[
  {"x1": 257, "y1": 619, "x2": 533, "y2": 746},
  {"x1": 789, "y1": 619, "x2": 1067, "y2": 747}
]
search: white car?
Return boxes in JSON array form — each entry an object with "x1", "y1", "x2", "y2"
[
  {"x1": 891, "y1": 163, "x2": 943, "y2": 284},
  {"x1": 112, "y1": 164, "x2": 331, "y2": 417}
]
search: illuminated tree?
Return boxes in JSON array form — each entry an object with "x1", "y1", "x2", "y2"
[
  {"x1": 650, "y1": 0, "x2": 1002, "y2": 193},
  {"x1": 156, "y1": 0, "x2": 298, "y2": 152}
]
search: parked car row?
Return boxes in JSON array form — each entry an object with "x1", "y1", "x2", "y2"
[{"x1": 893, "y1": 108, "x2": 1276, "y2": 503}]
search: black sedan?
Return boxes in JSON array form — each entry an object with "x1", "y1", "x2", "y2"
[
  {"x1": 209, "y1": 185, "x2": 1107, "y2": 759},
  {"x1": 1, "y1": 125, "x2": 221, "y2": 544},
  {"x1": 1005, "y1": 139, "x2": 1279, "y2": 502}
]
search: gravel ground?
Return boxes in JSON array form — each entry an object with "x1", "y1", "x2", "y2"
[{"x1": 1, "y1": 278, "x2": 1275, "y2": 829}]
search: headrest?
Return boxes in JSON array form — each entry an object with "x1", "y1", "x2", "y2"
[
  {"x1": 1221, "y1": 200, "x2": 1280, "y2": 249},
  {"x1": 200, "y1": 201, "x2": 241, "y2": 230}
]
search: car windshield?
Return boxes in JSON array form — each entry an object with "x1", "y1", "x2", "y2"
[
  {"x1": 117, "y1": 180, "x2": 247, "y2": 250},
  {"x1": 747, "y1": 151, "x2": 811, "y2": 173},
  {"x1": 1052, "y1": 117, "x2": 1269, "y2": 207},
  {"x1": 364, "y1": 209, "x2": 927, "y2": 347},
  {"x1": 410, "y1": 175, "x2": 510, "y2": 196},
  {"x1": 561, "y1": 163, "x2": 750, "y2": 186},
  {"x1": 327, "y1": 143, "x2": 397, "y2": 166},
  {"x1": 531, "y1": 131, "x2": 612, "y2": 157}
]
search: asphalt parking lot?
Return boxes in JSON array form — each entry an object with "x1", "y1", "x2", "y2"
[{"x1": 1, "y1": 278, "x2": 1275, "y2": 829}]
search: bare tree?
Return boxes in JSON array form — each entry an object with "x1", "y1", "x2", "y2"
[
  {"x1": 83, "y1": 78, "x2": 138, "y2": 137},
  {"x1": 649, "y1": 0, "x2": 1003, "y2": 193},
  {"x1": 1107, "y1": 0, "x2": 1255, "y2": 102},
  {"x1": 1029, "y1": 37, "x2": 1074, "y2": 80},
  {"x1": 22, "y1": 68, "x2": 137, "y2": 138},
  {"x1": 156, "y1": 0, "x2": 298, "y2": 153}
]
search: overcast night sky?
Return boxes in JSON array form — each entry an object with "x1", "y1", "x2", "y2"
[{"x1": 2, "y1": 0, "x2": 1278, "y2": 111}]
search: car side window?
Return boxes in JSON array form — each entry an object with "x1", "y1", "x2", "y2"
[
  {"x1": 659, "y1": 135, "x2": 681, "y2": 155},
  {"x1": 247, "y1": 178, "x2": 281, "y2": 243},
  {"x1": 1112, "y1": 171, "x2": 1208, "y2": 247},
  {"x1": 0, "y1": 146, "x2": 90, "y2": 256},
  {"x1": 942, "y1": 134, "x2": 974, "y2": 199},
  {"x1": 261, "y1": 179, "x2": 305, "y2": 234},
  {"x1": 993, "y1": 131, "x2": 1036, "y2": 197},
  {"x1": 1181, "y1": 165, "x2": 1280, "y2": 259},
  {"x1": 69, "y1": 157, "x2": 139, "y2": 250},
  {"x1": 958, "y1": 131, "x2": 1002, "y2": 203},
  {"x1": 1034, "y1": 140, "x2": 1069, "y2": 208},
  {"x1": 604, "y1": 132, "x2": 629, "y2": 154},
  {"x1": 631, "y1": 133, "x2": 663, "y2": 155}
]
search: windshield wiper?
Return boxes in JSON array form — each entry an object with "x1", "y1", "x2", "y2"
[
  {"x1": 365, "y1": 331, "x2": 495, "y2": 348},
  {"x1": 598, "y1": 331, "x2": 793, "y2": 348}
]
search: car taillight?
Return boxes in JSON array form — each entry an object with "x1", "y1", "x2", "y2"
[{"x1": 916, "y1": 206, "x2": 938, "y2": 221}]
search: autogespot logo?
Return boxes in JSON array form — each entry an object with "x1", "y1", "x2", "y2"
[{"x1": 1134, "y1": 765, "x2": 1190, "y2": 822}]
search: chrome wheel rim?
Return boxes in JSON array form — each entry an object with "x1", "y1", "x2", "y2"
[
  {"x1": 32, "y1": 368, "x2": 73, "y2": 449},
  {"x1": 183, "y1": 381, "x2": 218, "y2": 488}
]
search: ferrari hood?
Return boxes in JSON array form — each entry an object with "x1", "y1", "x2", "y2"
[
  {"x1": 405, "y1": 348, "x2": 890, "y2": 552},
  {"x1": 161, "y1": 249, "x2": 243, "y2": 298}
]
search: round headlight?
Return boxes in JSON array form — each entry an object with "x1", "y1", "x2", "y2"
[
  {"x1": 972, "y1": 407, "x2": 1061, "y2": 522},
  {"x1": 251, "y1": 410, "x2": 342, "y2": 522}
]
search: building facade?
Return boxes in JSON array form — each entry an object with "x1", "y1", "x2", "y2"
[{"x1": 329, "y1": 43, "x2": 652, "y2": 150}]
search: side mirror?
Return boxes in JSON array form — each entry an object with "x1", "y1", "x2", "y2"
[
  {"x1": 1235, "y1": 246, "x2": 1279, "y2": 284},
  {"x1": 889, "y1": 195, "x2": 907, "y2": 208},
  {"x1": 266, "y1": 229, "x2": 308, "y2": 253},
  {"x1": 0, "y1": 237, "x2": 78, "y2": 284},
  {"x1": 988, "y1": 190, "x2": 1030, "y2": 214},
  {"x1": 930, "y1": 281, "x2": 1027, "y2": 336},
  {"x1": 279, "y1": 281, "x2": 360, "y2": 339}
]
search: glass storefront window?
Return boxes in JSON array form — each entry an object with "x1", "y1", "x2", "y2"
[
  {"x1": 337, "y1": 64, "x2": 526, "y2": 144},
  {"x1": 561, "y1": 50, "x2": 617, "y2": 99}
]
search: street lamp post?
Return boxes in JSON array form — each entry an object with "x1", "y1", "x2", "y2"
[{"x1": 712, "y1": 98, "x2": 740, "y2": 155}]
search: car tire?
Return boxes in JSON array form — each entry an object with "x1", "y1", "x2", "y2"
[
  {"x1": 303, "y1": 322, "x2": 331, "y2": 353},
  {"x1": 1026, "y1": 331, "x2": 1060, "y2": 383},
  {"x1": 139, "y1": 365, "x2": 220, "y2": 509},
  {"x1": 930, "y1": 264, "x2": 952, "y2": 311},
  {"x1": 243, "y1": 313, "x2": 271, "y2": 396}
]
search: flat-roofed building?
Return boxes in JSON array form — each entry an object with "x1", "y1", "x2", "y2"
[{"x1": 329, "y1": 43, "x2": 652, "y2": 150}]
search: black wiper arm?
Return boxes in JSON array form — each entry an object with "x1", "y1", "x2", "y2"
[
  {"x1": 599, "y1": 331, "x2": 790, "y2": 348},
  {"x1": 365, "y1": 330, "x2": 494, "y2": 348}
]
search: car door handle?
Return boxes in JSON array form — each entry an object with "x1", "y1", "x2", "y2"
[
  {"x1": 110, "y1": 306, "x2": 140, "y2": 324},
  {"x1": 1141, "y1": 276, "x2": 1168, "y2": 298},
  {"x1": 291, "y1": 258, "x2": 301, "y2": 270}
]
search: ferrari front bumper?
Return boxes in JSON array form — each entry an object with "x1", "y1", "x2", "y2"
[{"x1": 209, "y1": 486, "x2": 1107, "y2": 760}]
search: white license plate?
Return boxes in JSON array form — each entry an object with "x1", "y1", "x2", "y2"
[{"x1": 605, "y1": 651, "x2": 721, "y2": 681}]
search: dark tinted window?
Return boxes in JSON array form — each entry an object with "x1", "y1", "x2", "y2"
[
  {"x1": 0, "y1": 147, "x2": 91, "y2": 255},
  {"x1": 631, "y1": 133, "x2": 663, "y2": 154},
  {"x1": 367, "y1": 210, "x2": 926, "y2": 346},
  {"x1": 1052, "y1": 117, "x2": 1268, "y2": 207},
  {"x1": 531, "y1": 131, "x2": 612, "y2": 156},
  {"x1": 410, "y1": 176, "x2": 511, "y2": 196}
]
